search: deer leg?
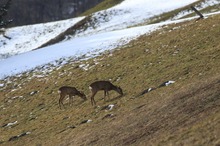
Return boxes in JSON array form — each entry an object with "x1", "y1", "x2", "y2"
[
  {"x1": 90, "y1": 91, "x2": 97, "y2": 106},
  {"x1": 68, "y1": 95, "x2": 71, "y2": 106},
  {"x1": 59, "y1": 95, "x2": 65, "y2": 109},
  {"x1": 106, "y1": 91, "x2": 110, "y2": 101},
  {"x1": 91, "y1": 95, "x2": 95, "y2": 106},
  {"x1": 104, "y1": 91, "x2": 107, "y2": 101},
  {"x1": 70, "y1": 96, "x2": 73, "y2": 106},
  {"x1": 72, "y1": 96, "x2": 74, "y2": 106}
]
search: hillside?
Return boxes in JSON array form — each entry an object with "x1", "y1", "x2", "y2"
[
  {"x1": 1, "y1": 0, "x2": 220, "y2": 145},
  {"x1": 1, "y1": 11, "x2": 220, "y2": 146},
  {"x1": 0, "y1": 0, "x2": 207, "y2": 61}
]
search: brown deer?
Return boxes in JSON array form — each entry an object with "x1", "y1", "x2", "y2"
[
  {"x1": 89, "y1": 81, "x2": 123, "y2": 106},
  {"x1": 58, "y1": 86, "x2": 86, "y2": 109}
]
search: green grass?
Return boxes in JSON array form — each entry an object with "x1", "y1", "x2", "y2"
[{"x1": 0, "y1": 11, "x2": 220, "y2": 146}]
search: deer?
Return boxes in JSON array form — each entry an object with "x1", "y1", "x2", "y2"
[
  {"x1": 89, "y1": 81, "x2": 123, "y2": 106},
  {"x1": 58, "y1": 86, "x2": 86, "y2": 109}
]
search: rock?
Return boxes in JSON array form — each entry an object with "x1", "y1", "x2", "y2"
[
  {"x1": 80, "y1": 119, "x2": 92, "y2": 124},
  {"x1": 68, "y1": 125, "x2": 76, "y2": 129},
  {"x1": 30, "y1": 91, "x2": 38, "y2": 96},
  {"x1": 9, "y1": 136, "x2": 19, "y2": 141},
  {"x1": 101, "y1": 104, "x2": 115, "y2": 111},
  {"x1": 63, "y1": 116, "x2": 70, "y2": 120},
  {"x1": 2, "y1": 121, "x2": 17, "y2": 127},
  {"x1": 107, "y1": 104, "x2": 114, "y2": 110},
  {"x1": 19, "y1": 132, "x2": 31, "y2": 137},
  {"x1": 158, "y1": 80, "x2": 175, "y2": 88},
  {"x1": 8, "y1": 132, "x2": 31, "y2": 141},
  {"x1": 136, "y1": 87, "x2": 156, "y2": 97},
  {"x1": 102, "y1": 114, "x2": 115, "y2": 120}
]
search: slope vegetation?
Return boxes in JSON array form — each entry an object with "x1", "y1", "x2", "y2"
[{"x1": 0, "y1": 12, "x2": 220, "y2": 146}]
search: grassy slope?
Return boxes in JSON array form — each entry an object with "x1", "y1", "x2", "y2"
[{"x1": 0, "y1": 12, "x2": 220, "y2": 146}]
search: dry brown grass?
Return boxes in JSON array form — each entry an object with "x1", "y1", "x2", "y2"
[{"x1": 0, "y1": 13, "x2": 220, "y2": 146}]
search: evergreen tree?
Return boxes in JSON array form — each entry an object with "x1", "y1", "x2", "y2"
[{"x1": 0, "y1": 0, "x2": 13, "y2": 28}]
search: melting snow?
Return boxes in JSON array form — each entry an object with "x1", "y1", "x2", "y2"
[
  {"x1": 0, "y1": 0, "x2": 220, "y2": 80},
  {"x1": 165, "y1": 81, "x2": 175, "y2": 86},
  {"x1": 107, "y1": 104, "x2": 115, "y2": 110},
  {"x1": 2, "y1": 121, "x2": 18, "y2": 127},
  {"x1": 0, "y1": 17, "x2": 85, "y2": 58}
]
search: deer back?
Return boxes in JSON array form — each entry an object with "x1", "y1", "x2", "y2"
[
  {"x1": 59, "y1": 86, "x2": 76, "y2": 95},
  {"x1": 90, "y1": 81, "x2": 123, "y2": 95},
  {"x1": 59, "y1": 86, "x2": 86, "y2": 100},
  {"x1": 89, "y1": 81, "x2": 114, "y2": 91}
]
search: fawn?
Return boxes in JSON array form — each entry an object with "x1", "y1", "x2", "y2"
[{"x1": 58, "y1": 86, "x2": 86, "y2": 109}]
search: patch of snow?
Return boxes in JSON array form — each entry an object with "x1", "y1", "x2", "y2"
[
  {"x1": 165, "y1": 80, "x2": 175, "y2": 86},
  {"x1": 8, "y1": 131, "x2": 31, "y2": 141},
  {"x1": 80, "y1": 119, "x2": 92, "y2": 124},
  {"x1": 79, "y1": 64, "x2": 90, "y2": 71},
  {"x1": 148, "y1": 88, "x2": 153, "y2": 92},
  {"x1": 107, "y1": 104, "x2": 114, "y2": 110},
  {"x1": 87, "y1": 119, "x2": 92, "y2": 123},
  {"x1": 159, "y1": 80, "x2": 175, "y2": 87},
  {"x1": 2, "y1": 121, "x2": 18, "y2": 127},
  {"x1": 11, "y1": 96, "x2": 23, "y2": 99},
  {"x1": 30, "y1": 91, "x2": 39, "y2": 96}
]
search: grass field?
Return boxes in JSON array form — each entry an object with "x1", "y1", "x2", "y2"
[{"x1": 0, "y1": 11, "x2": 220, "y2": 146}]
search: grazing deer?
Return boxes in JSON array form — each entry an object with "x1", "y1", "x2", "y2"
[
  {"x1": 58, "y1": 86, "x2": 86, "y2": 109},
  {"x1": 89, "y1": 81, "x2": 123, "y2": 106}
]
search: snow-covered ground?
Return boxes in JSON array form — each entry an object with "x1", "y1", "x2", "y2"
[
  {"x1": 0, "y1": 17, "x2": 85, "y2": 58},
  {"x1": 172, "y1": 0, "x2": 220, "y2": 20},
  {"x1": 0, "y1": 0, "x2": 220, "y2": 80},
  {"x1": 74, "y1": 0, "x2": 200, "y2": 37}
]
